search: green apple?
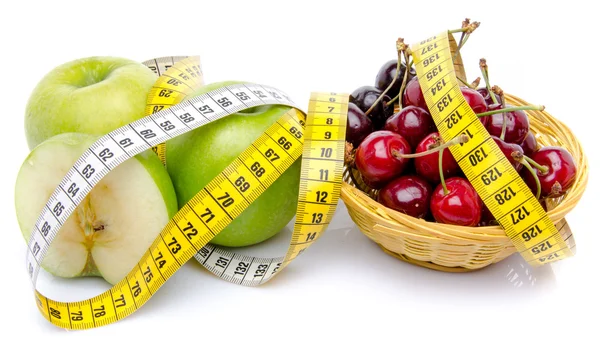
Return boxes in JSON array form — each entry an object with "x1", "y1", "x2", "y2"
[
  {"x1": 14, "y1": 133, "x2": 178, "y2": 285},
  {"x1": 165, "y1": 81, "x2": 301, "y2": 247},
  {"x1": 24, "y1": 56, "x2": 157, "y2": 150}
]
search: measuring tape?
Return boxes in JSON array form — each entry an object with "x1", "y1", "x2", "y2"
[
  {"x1": 23, "y1": 55, "x2": 349, "y2": 328},
  {"x1": 142, "y1": 56, "x2": 204, "y2": 166},
  {"x1": 140, "y1": 56, "x2": 348, "y2": 280},
  {"x1": 411, "y1": 31, "x2": 576, "y2": 266}
]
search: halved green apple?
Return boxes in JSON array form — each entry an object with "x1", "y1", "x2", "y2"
[{"x1": 15, "y1": 133, "x2": 178, "y2": 285}]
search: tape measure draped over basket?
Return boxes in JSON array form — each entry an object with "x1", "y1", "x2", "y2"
[
  {"x1": 411, "y1": 31, "x2": 576, "y2": 266},
  {"x1": 23, "y1": 55, "x2": 349, "y2": 329}
]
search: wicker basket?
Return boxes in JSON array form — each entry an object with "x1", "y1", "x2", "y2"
[{"x1": 340, "y1": 93, "x2": 589, "y2": 272}]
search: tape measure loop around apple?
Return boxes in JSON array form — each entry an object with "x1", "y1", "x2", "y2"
[
  {"x1": 24, "y1": 55, "x2": 349, "y2": 329},
  {"x1": 410, "y1": 31, "x2": 575, "y2": 266}
]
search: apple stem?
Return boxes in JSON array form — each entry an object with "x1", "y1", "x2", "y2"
[
  {"x1": 476, "y1": 105, "x2": 545, "y2": 118},
  {"x1": 365, "y1": 38, "x2": 406, "y2": 117},
  {"x1": 524, "y1": 155, "x2": 550, "y2": 175},
  {"x1": 520, "y1": 158, "x2": 542, "y2": 199},
  {"x1": 439, "y1": 146, "x2": 449, "y2": 196},
  {"x1": 393, "y1": 134, "x2": 468, "y2": 159}
]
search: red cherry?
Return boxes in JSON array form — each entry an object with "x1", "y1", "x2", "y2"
[
  {"x1": 346, "y1": 103, "x2": 374, "y2": 148},
  {"x1": 476, "y1": 87, "x2": 502, "y2": 106},
  {"x1": 478, "y1": 202, "x2": 497, "y2": 227},
  {"x1": 402, "y1": 77, "x2": 428, "y2": 110},
  {"x1": 430, "y1": 177, "x2": 482, "y2": 227},
  {"x1": 350, "y1": 86, "x2": 394, "y2": 129},
  {"x1": 523, "y1": 146, "x2": 577, "y2": 198},
  {"x1": 461, "y1": 87, "x2": 489, "y2": 127},
  {"x1": 491, "y1": 136, "x2": 523, "y2": 172},
  {"x1": 488, "y1": 103, "x2": 503, "y2": 110},
  {"x1": 377, "y1": 175, "x2": 432, "y2": 219},
  {"x1": 485, "y1": 106, "x2": 530, "y2": 144},
  {"x1": 414, "y1": 132, "x2": 460, "y2": 183},
  {"x1": 483, "y1": 103, "x2": 504, "y2": 130},
  {"x1": 461, "y1": 87, "x2": 487, "y2": 114},
  {"x1": 375, "y1": 60, "x2": 416, "y2": 98},
  {"x1": 355, "y1": 130, "x2": 411, "y2": 189},
  {"x1": 384, "y1": 106, "x2": 435, "y2": 149},
  {"x1": 520, "y1": 131, "x2": 538, "y2": 156}
]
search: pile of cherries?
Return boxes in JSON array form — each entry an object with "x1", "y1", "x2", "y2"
[{"x1": 345, "y1": 35, "x2": 578, "y2": 227}]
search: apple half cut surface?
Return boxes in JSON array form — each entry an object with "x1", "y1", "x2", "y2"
[{"x1": 15, "y1": 133, "x2": 178, "y2": 285}]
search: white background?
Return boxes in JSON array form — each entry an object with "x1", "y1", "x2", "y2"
[{"x1": 1, "y1": 0, "x2": 599, "y2": 342}]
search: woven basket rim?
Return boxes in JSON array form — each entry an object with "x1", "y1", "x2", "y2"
[{"x1": 341, "y1": 92, "x2": 589, "y2": 241}]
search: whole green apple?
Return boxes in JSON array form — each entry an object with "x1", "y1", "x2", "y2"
[
  {"x1": 14, "y1": 132, "x2": 178, "y2": 285},
  {"x1": 165, "y1": 81, "x2": 301, "y2": 247},
  {"x1": 24, "y1": 56, "x2": 157, "y2": 149}
]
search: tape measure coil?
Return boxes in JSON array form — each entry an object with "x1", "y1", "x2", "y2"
[
  {"x1": 23, "y1": 54, "x2": 349, "y2": 329},
  {"x1": 339, "y1": 31, "x2": 587, "y2": 271}
]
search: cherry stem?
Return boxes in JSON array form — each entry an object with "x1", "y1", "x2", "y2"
[
  {"x1": 448, "y1": 18, "x2": 471, "y2": 60},
  {"x1": 451, "y1": 31, "x2": 468, "y2": 62},
  {"x1": 448, "y1": 27, "x2": 472, "y2": 34},
  {"x1": 479, "y1": 58, "x2": 498, "y2": 105},
  {"x1": 520, "y1": 158, "x2": 541, "y2": 199},
  {"x1": 500, "y1": 114, "x2": 508, "y2": 141},
  {"x1": 493, "y1": 85, "x2": 506, "y2": 108},
  {"x1": 439, "y1": 145, "x2": 448, "y2": 195},
  {"x1": 397, "y1": 51, "x2": 412, "y2": 110},
  {"x1": 452, "y1": 30, "x2": 476, "y2": 62},
  {"x1": 365, "y1": 39, "x2": 406, "y2": 116},
  {"x1": 476, "y1": 105, "x2": 545, "y2": 118},
  {"x1": 388, "y1": 57, "x2": 413, "y2": 106},
  {"x1": 451, "y1": 20, "x2": 480, "y2": 62},
  {"x1": 454, "y1": 34, "x2": 470, "y2": 59},
  {"x1": 456, "y1": 77, "x2": 481, "y2": 90},
  {"x1": 457, "y1": 76, "x2": 474, "y2": 88},
  {"x1": 393, "y1": 134, "x2": 469, "y2": 159},
  {"x1": 523, "y1": 155, "x2": 549, "y2": 174},
  {"x1": 458, "y1": 34, "x2": 472, "y2": 50}
]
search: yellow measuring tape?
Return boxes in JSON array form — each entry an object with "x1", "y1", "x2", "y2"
[
  {"x1": 411, "y1": 31, "x2": 576, "y2": 266},
  {"x1": 24, "y1": 55, "x2": 348, "y2": 329},
  {"x1": 142, "y1": 56, "x2": 204, "y2": 166},
  {"x1": 23, "y1": 29, "x2": 577, "y2": 330}
]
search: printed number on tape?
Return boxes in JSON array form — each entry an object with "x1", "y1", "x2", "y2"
[
  {"x1": 24, "y1": 55, "x2": 348, "y2": 329},
  {"x1": 410, "y1": 31, "x2": 575, "y2": 266}
]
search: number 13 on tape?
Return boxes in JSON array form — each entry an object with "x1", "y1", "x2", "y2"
[{"x1": 23, "y1": 72, "x2": 349, "y2": 329}]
